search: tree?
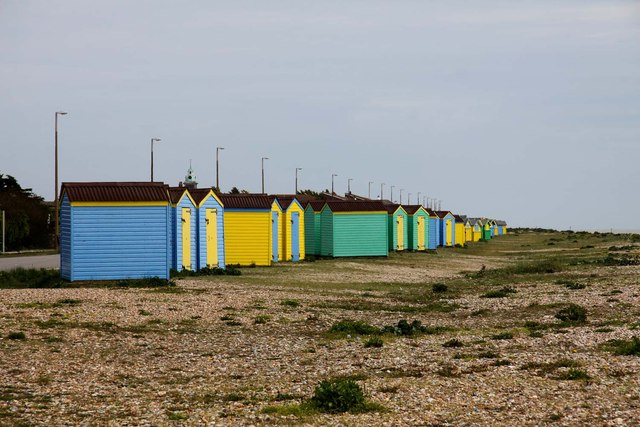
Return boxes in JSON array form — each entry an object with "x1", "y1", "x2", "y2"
[{"x1": 0, "y1": 173, "x2": 53, "y2": 250}]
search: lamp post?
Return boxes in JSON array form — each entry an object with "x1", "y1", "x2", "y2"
[
  {"x1": 347, "y1": 178, "x2": 353, "y2": 194},
  {"x1": 331, "y1": 174, "x2": 338, "y2": 194},
  {"x1": 216, "y1": 146, "x2": 224, "y2": 190},
  {"x1": 150, "y1": 138, "x2": 161, "y2": 182},
  {"x1": 1, "y1": 210, "x2": 5, "y2": 253},
  {"x1": 261, "y1": 157, "x2": 269, "y2": 194},
  {"x1": 390, "y1": 185, "x2": 394, "y2": 202},
  {"x1": 423, "y1": 196, "x2": 426, "y2": 207},
  {"x1": 368, "y1": 181, "x2": 373, "y2": 199},
  {"x1": 408, "y1": 193, "x2": 412, "y2": 204},
  {"x1": 295, "y1": 167, "x2": 302, "y2": 193},
  {"x1": 417, "y1": 192, "x2": 421, "y2": 205},
  {"x1": 380, "y1": 183, "x2": 385, "y2": 200},
  {"x1": 54, "y1": 111, "x2": 68, "y2": 250},
  {"x1": 400, "y1": 188, "x2": 404, "y2": 204}
]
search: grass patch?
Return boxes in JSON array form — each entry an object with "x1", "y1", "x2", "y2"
[
  {"x1": 0, "y1": 268, "x2": 65, "y2": 288},
  {"x1": 315, "y1": 299, "x2": 458, "y2": 314},
  {"x1": 7, "y1": 331, "x2": 26, "y2": 340},
  {"x1": 555, "y1": 304, "x2": 587, "y2": 324},
  {"x1": 115, "y1": 277, "x2": 176, "y2": 288},
  {"x1": 170, "y1": 265, "x2": 241, "y2": 278},
  {"x1": 254, "y1": 314, "x2": 271, "y2": 324},
  {"x1": 442, "y1": 338, "x2": 464, "y2": 348},
  {"x1": 432, "y1": 283, "x2": 448, "y2": 293},
  {"x1": 603, "y1": 337, "x2": 640, "y2": 356},
  {"x1": 556, "y1": 368, "x2": 590, "y2": 381},
  {"x1": 281, "y1": 299, "x2": 301, "y2": 308},
  {"x1": 363, "y1": 336, "x2": 383, "y2": 348},
  {"x1": 329, "y1": 320, "x2": 379, "y2": 336},
  {"x1": 481, "y1": 286, "x2": 517, "y2": 298},
  {"x1": 491, "y1": 331, "x2": 514, "y2": 340}
]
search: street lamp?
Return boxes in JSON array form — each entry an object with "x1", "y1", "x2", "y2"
[
  {"x1": 216, "y1": 146, "x2": 224, "y2": 190},
  {"x1": 295, "y1": 167, "x2": 302, "y2": 194},
  {"x1": 54, "y1": 111, "x2": 68, "y2": 250},
  {"x1": 380, "y1": 183, "x2": 385, "y2": 200},
  {"x1": 150, "y1": 138, "x2": 161, "y2": 182},
  {"x1": 347, "y1": 178, "x2": 353, "y2": 194},
  {"x1": 390, "y1": 185, "x2": 395, "y2": 203},
  {"x1": 400, "y1": 189, "x2": 404, "y2": 204},
  {"x1": 331, "y1": 174, "x2": 338, "y2": 194},
  {"x1": 408, "y1": 192, "x2": 412, "y2": 204},
  {"x1": 423, "y1": 196, "x2": 426, "y2": 207},
  {"x1": 261, "y1": 157, "x2": 269, "y2": 194},
  {"x1": 368, "y1": 181, "x2": 373, "y2": 199},
  {"x1": 417, "y1": 192, "x2": 421, "y2": 205}
]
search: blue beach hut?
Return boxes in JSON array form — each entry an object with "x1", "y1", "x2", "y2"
[
  {"x1": 189, "y1": 188, "x2": 225, "y2": 269},
  {"x1": 426, "y1": 208, "x2": 439, "y2": 250},
  {"x1": 59, "y1": 182, "x2": 171, "y2": 281},
  {"x1": 169, "y1": 187, "x2": 197, "y2": 272}
]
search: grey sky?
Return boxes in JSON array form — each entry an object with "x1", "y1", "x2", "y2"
[{"x1": 2, "y1": 1, "x2": 639, "y2": 230}]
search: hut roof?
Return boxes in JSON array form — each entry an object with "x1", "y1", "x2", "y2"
[
  {"x1": 403, "y1": 205, "x2": 425, "y2": 215},
  {"x1": 435, "y1": 210, "x2": 453, "y2": 219},
  {"x1": 168, "y1": 187, "x2": 189, "y2": 204},
  {"x1": 60, "y1": 182, "x2": 169, "y2": 203},
  {"x1": 306, "y1": 200, "x2": 326, "y2": 212},
  {"x1": 453, "y1": 215, "x2": 465, "y2": 222},
  {"x1": 323, "y1": 200, "x2": 387, "y2": 212},
  {"x1": 218, "y1": 194, "x2": 272, "y2": 209}
]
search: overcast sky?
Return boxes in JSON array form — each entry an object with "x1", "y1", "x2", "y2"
[{"x1": 2, "y1": 1, "x2": 639, "y2": 230}]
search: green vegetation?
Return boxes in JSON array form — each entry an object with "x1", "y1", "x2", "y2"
[
  {"x1": 555, "y1": 304, "x2": 587, "y2": 324},
  {"x1": 557, "y1": 368, "x2": 591, "y2": 381},
  {"x1": 329, "y1": 320, "x2": 379, "y2": 336},
  {"x1": 603, "y1": 337, "x2": 640, "y2": 356},
  {"x1": 281, "y1": 299, "x2": 301, "y2": 308},
  {"x1": 432, "y1": 283, "x2": 448, "y2": 293},
  {"x1": 254, "y1": 314, "x2": 271, "y2": 324},
  {"x1": 7, "y1": 331, "x2": 26, "y2": 340},
  {"x1": 0, "y1": 268, "x2": 64, "y2": 289},
  {"x1": 363, "y1": 336, "x2": 383, "y2": 348},
  {"x1": 170, "y1": 265, "x2": 241, "y2": 278},
  {"x1": 442, "y1": 338, "x2": 464, "y2": 348},
  {"x1": 482, "y1": 286, "x2": 517, "y2": 298},
  {"x1": 491, "y1": 331, "x2": 514, "y2": 340}
]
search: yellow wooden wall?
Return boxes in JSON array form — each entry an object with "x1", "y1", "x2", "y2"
[
  {"x1": 472, "y1": 225, "x2": 481, "y2": 241},
  {"x1": 282, "y1": 203, "x2": 305, "y2": 261},
  {"x1": 502, "y1": 226, "x2": 508, "y2": 234},
  {"x1": 455, "y1": 223, "x2": 465, "y2": 246},
  {"x1": 224, "y1": 211, "x2": 271, "y2": 266},
  {"x1": 465, "y1": 225, "x2": 472, "y2": 242}
]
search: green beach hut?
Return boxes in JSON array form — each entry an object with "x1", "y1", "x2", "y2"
[
  {"x1": 385, "y1": 204, "x2": 409, "y2": 251},
  {"x1": 319, "y1": 201, "x2": 388, "y2": 257},
  {"x1": 304, "y1": 200, "x2": 324, "y2": 256},
  {"x1": 403, "y1": 205, "x2": 430, "y2": 251}
]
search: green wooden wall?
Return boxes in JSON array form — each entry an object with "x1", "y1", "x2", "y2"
[{"x1": 333, "y1": 214, "x2": 388, "y2": 257}]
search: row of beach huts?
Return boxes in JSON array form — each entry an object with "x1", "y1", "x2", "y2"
[{"x1": 59, "y1": 181, "x2": 507, "y2": 281}]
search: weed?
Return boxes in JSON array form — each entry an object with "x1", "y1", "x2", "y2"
[
  {"x1": 491, "y1": 331, "x2": 514, "y2": 340},
  {"x1": 329, "y1": 320, "x2": 379, "y2": 336},
  {"x1": 310, "y1": 378, "x2": 365, "y2": 413},
  {"x1": 603, "y1": 337, "x2": 640, "y2": 356},
  {"x1": 44, "y1": 336, "x2": 63, "y2": 343},
  {"x1": 432, "y1": 283, "x2": 448, "y2": 293},
  {"x1": 254, "y1": 314, "x2": 271, "y2": 324},
  {"x1": 363, "y1": 336, "x2": 383, "y2": 348},
  {"x1": 274, "y1": 392, "x2": 304, "y2": 401},
  {"x1": 220, "y1": 314, "x2": 235, "y2": 321},
  {"x1": 223, "y1": 393, "x2": 245, "y2": 402},
  {"x1": 557, "y1": 368, "x2": 590, "y2": 381},
  {"x1": 167, "y1": 411, "x2": 188, "y2": 421},
  {"x1": 442, "y1": 338, "x2": 464, "y2": 348},
  {"x1": 494, "y1": 359, "x2": 511, "y2": 366},
  {"x1": 482, "y1": 287, "x2": 517, "y2": 299},
  {"x1": 566, "y1": 283, "x2": 586, "y2": 290},
  {"x1": 555, "y1": 304, "x2": 587, "y2": 324},
  {"x1": 478, "y1": 350, "x2": 499, "y2": 359},
  {"x1": 436, "y1": 364, "x2": 461, "y2": 378},
  {"x1": 281, "y1": 299, "x2": 301, "y2": 308},
  {"x1": 57, "y1": 298, "x2": 81, "y2": 305},
  {"x1": 0, "y1": 268, "x2": 65, "y2": 288},
  {"x1": 7, "y1": 331, "x2": 26, "y2": 340},
  {"x1": 170, "y1": 266, "x2": 241, "y2": 277},
  {"x1": 470, "y1": 309, "x2": 490, "y2": 316},
  {"x1": 138, "y1": 309, "x2": 152, "y2": 316},
  {"x1": 381, "y1": 319, "x2": 428, "y2": 336}
]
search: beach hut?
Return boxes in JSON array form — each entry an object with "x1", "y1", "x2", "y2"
[
  {"x1": 189, "y1": 188, "x2": 225, "y2": 269},
  {"x1": 496, "y1": 220, "x2": 507, "y2": 235},
  {"x1": 454, "y1": 215, "x2": 466, "y2": 246},
  {"x1": 489, "y1": 219, "x2": 497, "y2": 237},
  {"x1": 464, "y1": 218, "x2": 473, "y2": 242},
  {"x1": 270, "y1": 195, "x2": 305, "y2": 262},
  {"x1": 319, "y1": 201, "x2": 388, "y2": 257},
  {"x1": 481, "y1": 219, "x2": 492, "y2": 241},
  {"x1": 426, "y1": 208, "x2": 439, "y2": 250},
  {"x1": 404, "y1": 205, "x2": 429, "y2": 251},
  {"x1": 385, "y1": 204, "x2": 409, "y2": 251},
  {"x1": 169, "y1": 187, "x2": 197, "y2": 272},
  {"x1": 270, "y1": 198, "x2": 283, "y2": 262},
  {"x1": 59, "y1": 182, "x2": 171, "y2": 281},
  {"x1": 219, "y1": 194, "x2": 273, "y2": 266},
  {"x1": 435, "y1": 211, "x2": 456, "y2": 247},
  {"x1": 304, "y1": 200, "x2": 324, "y2": 256}
]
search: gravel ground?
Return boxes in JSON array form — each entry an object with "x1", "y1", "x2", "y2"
[{"x1": 1, "y1": 241, "x2": 639, "y2": 426}]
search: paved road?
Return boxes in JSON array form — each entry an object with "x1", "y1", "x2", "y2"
[{"x1": 0, "y1": 254, "x2": 59, "y2": 271}]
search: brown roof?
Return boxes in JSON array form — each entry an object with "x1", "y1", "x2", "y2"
[
  {"x1": 323, "y1": 200, "x2": 387, "y2": 212},
  {"x1": 403, "y1": 205, "x2": 425, "y2": 215},
  {"x1": 189, "y1": 188, "x2": 214, "y2": 205},
  {"x1": 435, "y1": 210, "x2": 453, "y2": 219},
  {"x1": 453, "y1": 215, "x2": 464, "y2": 222},
  {"x1": 269, "y1": 195, "x2": 296, "y2": 210},
  {"x1": 168, "y1": 187, "x2": 189, "y2": 204},
  {"x1": 425, "y1": 208, "x2": 437, "y2": 216},
  {"x1": 61, "y1": 182, "x2": 169, "y2": 203},
  {"x1": 384, "y1": 203, "x2": 402, "y2": 214},
  {"x1": 218, "y1": 194, "x2": 272, "y2": 209},
  {"x1": 306, "y1": 200, "x2": 326, "y2": 212}
]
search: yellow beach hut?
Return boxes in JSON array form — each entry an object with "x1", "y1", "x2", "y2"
[
  {"x1": 219, "y1": 194, "x2": 273, "y2": 266},
  {"x1": 453, "y1": 214, "x2": 466, "y2": 246},
  {"x1": 270, "y1": 195, "x2": 306, "y2": 262}
]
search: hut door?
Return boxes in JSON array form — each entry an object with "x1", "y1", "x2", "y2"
[
  {"x1": 417, "y1": 217, "x2": 425, "y2": 250},
  {"x1": 446, "y1": 219, "x2": 452, "y2": 246},
  {"x1": 291, "y1": 212, "x2": 300, "y2": 262},
  {"x1": 181, "y1": 208, "x2": 192, "y2": 270},
  {"x1": 397, "y1": 216, "x2": 404, "y2": 250},
  {"x1": 272, "y1": 211, "x2": 279, "y2": 262},
  {"x1": 205, "y1": 208, "x2": 218, "y2": 267}
]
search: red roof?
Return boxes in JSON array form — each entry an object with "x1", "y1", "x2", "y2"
[
  {"x1": 323, "y1": 200, "x2": 387, "y2": 212},
  {"x1": 168, "y1": 187, "x2": 189, "y2": 204},
  {"x1": 61, "y1": 182, "x2": 169, "y2": 203},
  {"x1": 189, "y1": 188, "x2": 214, "y2": 205},
  {"x1": 403, "y1": 205, "x2": 425, "y2": 215},
  {"x1": 219, "y1": 194, "x2": 272, "y2": 209},
  {"x1": 384, "y1": 203, "x2": 402, "y2": 214},
  {"x1": 306, "y1": 200, "x2": 326, "y2": 212},
  {"x1": 435, "y1": 210, "x2": 453, "y2": 219},
  {"x1": 453, "y1": 215, "x2": 464, "y2": 222}
]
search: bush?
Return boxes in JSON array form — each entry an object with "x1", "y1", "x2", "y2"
[
  {"x1": 432, "y1": 283, "x2": 448, "y2": 293},
  {"x1": 281, "y1": 299, "x2": 301, "y2": 308},
  {"x1": 482, "y1": 286, "x2": 517, "y2": 298},
  {"x1": 0, "y1": 268, "x2": 64, "y2": 289},
  {"x1": 329, "y1": 320, "x2": 379, "y2": 336},
  {"x1": 364, "y1": 336, "x2": 383, "y2": 348},
  {"x1": 7, "y1": 331, "x2": 26, "y2": 340},
  {"x1": 491, "y1": 331, "x2": 514, "y2": 340},
  {"x1": 381, "y1": 319, "x2": 427, "y2": 336},
  {"x1": 557, "y1": 368, "x2": 590, "y2": 381},
  {"x1": 310, "y1": 378, "x2": 365, "y2": 413},
  {"x1": 606, "y1": 337, "x2": 640, "y2": 356},
  {"x1": 555, "y1": 304, "x2": 587, "y2": 324}
]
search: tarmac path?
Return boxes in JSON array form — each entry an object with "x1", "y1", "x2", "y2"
[{"x1": 0, "y1": 254, "x2": 59, "y2": 271}]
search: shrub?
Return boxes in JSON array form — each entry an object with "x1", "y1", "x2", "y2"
[
  {"x1": 310, "y1": 378, "x2": 365, "y2": 413},
  {"x1": 555, "y1": 304, "x2": 587, "y2": 324},
  {"x1": 432, "y1": 283, "x2": 448, "y2": 293},
  {"x1": 566, "y1": 282, "x2": 586, "y2": 290},
  {"x1": 364, "y1": 336, "x2": 383, "y2": 348},
  {"x1": 281, "y1": 299, "x2": 301, "y2": 308},
  {"x1": 329, "y1": 320, "x2": 379, "y2": 336},
  {"x1": 482, "y1": 286, "x2": 517, "y2": 298},
  {"x1": 491, "y1": 331, "x2": 514, "y2": 340},
  {"x1": 442, "y1": 338, "x2": 464, "y2": 348},
  {"x1": 381, "y1": 319, "x2": 427, "y2": 336},
  {"x1": 0, "y1": 268, "x2": 65, "y2": 289},
  {"x1": 7, "y1": 331, "x2": 26, "y2": 340},
  {"x1": 254, "y1": 314, "x2": 271, "y2": 324},
  {"x1": 606, "y1": 337, "x2": 640, "y2": 356},
  {"x1": 557, "y1": 368, "x2": 590, "y2": 381}
]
